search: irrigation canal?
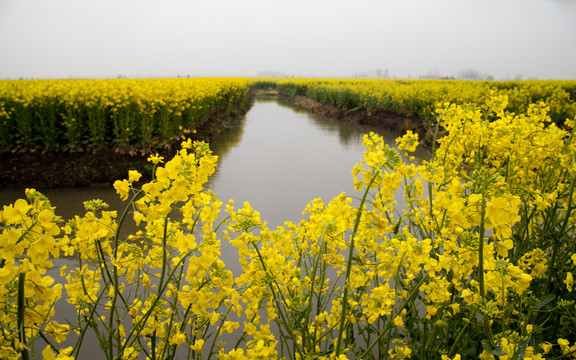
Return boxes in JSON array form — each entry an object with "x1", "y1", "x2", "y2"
[
  {"x1": 0, "y1": 98, "x2": 424, "y2": 228},
  {"x1": 0, "y1": 98, "x2": 427, "y2": 358}
]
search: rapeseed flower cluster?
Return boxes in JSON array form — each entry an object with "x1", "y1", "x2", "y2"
[
  {"x1": 0, "y1": 78, "x2": 249, "y2": 152},
  {"x1": 1, "y1": 95, "x2": 575, "y2": 359},
  {"x1": 0, "y1": 189, "x2": 70, "y2": 359},
  {"x1": 262, "y1": 78, "x2": 576, "y2": 124}
]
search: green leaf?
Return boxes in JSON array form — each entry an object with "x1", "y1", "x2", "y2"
[
  {"x1": 481, "y1": 339, "x2": 505, "y2": 357},
  {"x1": 511, "y1": 337, "x2": 530, "y2": 360},
  {"x1": 533, "y1": 294, "x2": 555, "y2": 310}
]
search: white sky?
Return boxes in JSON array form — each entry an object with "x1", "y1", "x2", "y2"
[{"x1": 0, "y1": 0, "x2": 575, "y2": 80}]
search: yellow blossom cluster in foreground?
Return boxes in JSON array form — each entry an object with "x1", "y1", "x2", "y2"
[{"x1": 1, "y1": 96, "x2": 576, "y2": 359}]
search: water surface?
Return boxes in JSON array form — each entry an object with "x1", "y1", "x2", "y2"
[
  {"x1": 206, "y1": 99, "x2": 412, "y2": 228},
  {"x1": 0, "y1": 98, "x2": 425, "y2": 358},
  {"x1": 1, "y1": 99, "x2": 416, "y2": 228}
]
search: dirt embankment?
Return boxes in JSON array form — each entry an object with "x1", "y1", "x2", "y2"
[
  {"x1": 281, "y1": 94, "x2": 433, "y2": 143},
  {"x1": 1, "y1": 91, "x2": 432, "y2": 189},
  {"x1": 0, "y1": 95, "x2": 254, "y2": 188}
]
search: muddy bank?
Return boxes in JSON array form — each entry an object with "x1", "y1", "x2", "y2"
[
  {"x1": 0, "y1": 90, "x2": 433, "y2": 189},
  {"x1": 0, "y1": 94, "x2": 253, "y2": 188},
  {"x1": 279, "y1": 93, "x2": 436, "y2": 146}
]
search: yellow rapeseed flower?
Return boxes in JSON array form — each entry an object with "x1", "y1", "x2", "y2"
[
  {"x1": 147, "y1": 153, "x2": 164, "y2": 165},
  {"x1": 113, "y1": 179, "x2": 131, "y2": 201},
  {"x1": 128, "y1": 170, "x2": 142, "y2": 182},
  {"x1": 564, "y1": 272, "x2": 574, "y2": 292}
]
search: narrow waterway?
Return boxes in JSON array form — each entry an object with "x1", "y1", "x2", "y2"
[
  {"x1": 205, "y1": 98, "x2": 420, "y2": 228},
  {"x1": 0, "y1": 98, "x2": 426, "y2": 359},
  {"x1": 0, "y1": 98, "x2": 421, "y2": 227}
]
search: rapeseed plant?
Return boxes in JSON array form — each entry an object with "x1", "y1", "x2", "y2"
[
  {"x1": 1, "y1": 95, "x2": 575, "y2": 359},
  {"x1": 262, "y1": 78, "x2": 576, "y2": 124},
  {"x1": 0, "y1": 78, "x2": 250, "y2": 152}
]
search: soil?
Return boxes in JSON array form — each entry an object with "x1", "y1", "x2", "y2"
[
  {"x1": 0, "y1": 96, "x2": 253, "y2": 188},
  {"x1": 281, "y1": 94, "x2": 433, "y2": 142},
  {"x1": 0, "y1": 91, "x2": 432, "y2": 188}
]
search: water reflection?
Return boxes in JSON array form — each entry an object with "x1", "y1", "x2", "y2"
[
  {"x1": 207, "y1": 99, "x2": 421, "y2": 228},
  {"x1": 0, "y1": 100, "x2": 423, "y2": 228},
  {"x1": 0, "y1": 99, "x2": 427, "y2": 359},
  {"x1": 275, "y1": 97, "x2": 375, "y2": 149},
  {"x1": 0, "y1": 186, "x2": 125, "y2": 221}
]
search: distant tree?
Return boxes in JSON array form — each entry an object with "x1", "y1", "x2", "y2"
[
  {"x1": 374, "y1": 69, "x2": 390, "y2": 78},
  {"x1": 354, "y1": 69, "x2": 390, "y2": 79},
  {"x1": 457, "y1": 69, "x2": 484, "y2": 80}
]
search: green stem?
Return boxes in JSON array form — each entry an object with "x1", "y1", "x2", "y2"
[
  {"x1": 72, "y1": 288, "x2": 108, "y2": 359},
  {"x1": 17, "y1": 272, "x2": 30, "y2": 360},
  {"x1": 157, "y1": 216, "x2": 170, "y2": 293},
  {"x1": 358, "y1": 274, "x2": 427, "y2": 359},
  {"x1": 163, "y1": 265, "x2": 187, "y2": 360},
  {"x1": 151, "y1": 330, "x2": 156, "y2": 359},
  {"x1": 549, "y1": 348, "x2": 576, "y2": 360},
  {"x1": 120, "y1": 249, "x2": 195, "y2": 354},
  {"x1": 545, "y1": 175, "x2": 576, "y2": 293},
  {"x1": 335, "y1": 170, "x2": 378, "y2": 356},
  {"x1": 478, "y1": 196, "x2": 495, "y2": 347},
  {"x1": 250, "y1": 240, "x2": 305, "y2": 358},
  {"x1": 205, "y1": 305, "x2": 235, "y2": 360},
  {"x1": 108, "y1": 189, "x2": 144, "y2": 358},
  {"x1": 448, "y1": 322, "x2": 470, "y2": 357},
  {"x1": 305, "y1": 229, "x2": 328, "y2": 351}
]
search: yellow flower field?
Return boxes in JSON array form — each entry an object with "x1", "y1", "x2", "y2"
[
  {"x1": 1, "y1": 77, "x2": 575, "y2": 153},
  {"x1": 0, "y1": 78, "x2": 249, "y2": 152},
  {"x1": 258, "y1": 78, "x2": 576, "y2": 124},
  {"x1": 1, "y1": 79, "x2": 576, "y2": 359}
]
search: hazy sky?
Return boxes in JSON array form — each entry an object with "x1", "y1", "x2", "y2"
[{"x1": 1, "y1": 0, "x2": 575, "y2": 80}]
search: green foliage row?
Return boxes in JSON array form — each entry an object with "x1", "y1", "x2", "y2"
[
  {"x1": 253, "y1": 78, "x2": 576, "y2": 124},
  {"x1": 3, "y1": 96, "x2": 576, "y2": 359},
  {"x1": 0, "y1": 78, "x2": 250, "y2": 152}
]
